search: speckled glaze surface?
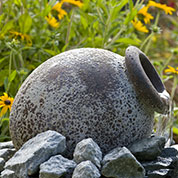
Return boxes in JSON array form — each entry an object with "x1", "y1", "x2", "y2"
[{"x1": 10, "y1": 48, "x2": 155, "y2": 156}]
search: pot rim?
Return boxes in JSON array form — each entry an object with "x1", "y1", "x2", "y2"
[{"x1": 125, "y1": 46, "x2": 170, "y2": 114}]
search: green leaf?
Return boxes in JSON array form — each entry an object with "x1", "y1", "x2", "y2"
[
  {"x1": 0, "y1": 57, "x2": 6, "y2": 66},
  {"x1": 0, "y1": 118, "x2": 9, "y2": 126},
  {"x1": 110, "y1": 0, "x2": 129, "y2": 22},
  {"x1": 62, "y1": 44, "x2": 68, "y2": 52},
  {"x1": 97, "y1": 0, "x2": 108, "y2": 16},
  {"x1": 0, "y1": 135, "x2": 11, "y2": 142},
  {"x1": 41, "y1": 0, "x2": 55, "y2": 17},
  {"x1": 173, "y1": 127, "x2": 178, "y2": 135},
  {"x1": 0, "y1": 14, "x2": 4, "y2": 26},
  {"x1": 174, "y1": 107, "x2": 178, "y2": 117},
  {"x1": 9, "y1": 70, "x2": 17, "y2": 83},
  {"x1": 115, "y1": 37, "x2": 141, "y2": 46},
  {"x1": 21, "y1": 0, "x2": 27, "y2": 8},
  {"x1": 41, "y1": 5, "x2": 52, "y2": 17},
  {"x1": 129, "y1": 0, "x2": 134, "y2": 10},
  {"x1": 81, "y1": 16, "x2": 88, "y2": 29},
  {"x1": 19, "y1": 13, "x2": 32, "y2": 34},
  {"x1": 0, "y1": 118, "x2": 10, "y2": 141},
  {"x1": 43, "y1": 49, "x2": 57, "y2": 56},
  {"x1": 93, "y1": 21, "x2": 99, "y2": 29},
  {"x1": 82, "y1": 0, "x2": 90, "y2": 11},
  {"x1": 0, "y1": 70, "x2": 8, "y2": 87},
  {"x1": 14, "y1": 0, "x2": 21, "y2": 6},
  {"x1": 124, "y1": 8, "x2": 138, "y2": 25},
  {"x1": 0, "y1": 20, "x2": 14, "y2": 38},
  {"x1": 48, "y1": 0, "x2": 56, "y2": 7}
]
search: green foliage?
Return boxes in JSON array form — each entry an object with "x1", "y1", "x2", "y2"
[
  {"x1": 0, "y1": 0, "x2": 143, "y2": 96},
  {"x1": 0, "y1": 118, "x2": 11, "y2": 142}
]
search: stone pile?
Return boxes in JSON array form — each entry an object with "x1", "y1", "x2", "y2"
[{"x1": 0, "y1": 130, "x2": 178, "y2": 178}]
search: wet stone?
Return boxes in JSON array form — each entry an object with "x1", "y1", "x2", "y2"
[
  {"x1": 160, "y1": 147, "x2": 178, "y2": 158},
  {"x1": 141, "y1": 145, "x2": 178, "y2": 178},
  {"x1": 0, "y1": 141, "x2": 14, "y2": 149},
  {"x1": 101, "y1": 146, "x2": 145, "y2": 178},
  {"x1": 146, "y1": 169, "x2": 172, "y2": 178},
  {"x1": 128, "y1": 136, "x2": 166, "y2": 161},
  {"x1": 0, "y1": 148, "x2": 16, "y2": 161},
  {"x1": 1, "y1": 169, "x2": 16, "y2": 178},
  {"x1": 73, "y1": 138, "x2": 102, "y2": 168},
  {"x1": 0, "y1": 157, "x2": 5, "y2": 172},
  {"x1": 160, "y1": 146, "x2": 178, "y2": 178},
  {"x1": 141, "y1": 156, "x2": 173, "y2": 171}
]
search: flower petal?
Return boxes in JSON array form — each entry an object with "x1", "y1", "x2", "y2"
[
  {"x1": 0, "y1": 106, "x2": 8, "y2": 117},
  {"x1": 132, "y1": 20, "x2": 149, "y2": 33}
]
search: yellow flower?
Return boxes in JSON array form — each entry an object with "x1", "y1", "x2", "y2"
[
  {"x1": 10, "y1": 31, "x2": 32, "y2": 46},
  {"x1": 52, "y1": 0, "x2": 82, "y2": 20},
  {"x1": 138, "y1": 6, "x2": 154, "y2": 24},
  {"x1": 165, "y1": 65, "x2": 178, "y2": 75},
  {"x1": 46, "y1": 0, "x2": 83, "y2": 27},
  {"x1": 132, "y1": 19, "x2": 149, "y2": 33},
  {"x1": 52, "y1": 2, "x2": 63, "y2": 12},
  {"x1": 148, "y1": 1, "x2": 175, "y2": 15},
  {"x1": 58, "y1": 9, "x2": 67, "y2": 20},
  {"x1": 0, "y1": 93, "x2": 14, "y2": 117},
  {"x1": 45, "y1": 15, "x2": 60, "y2": 28},
  {"x1": 62, "y1": 0, "x2": 83, "y2": 8},
  {"x1": 22, "y1": 34, "x2": 32, "y2": 46},
  {"x1": 52, "y1": 2, "x2": 67, "y2": 20}
]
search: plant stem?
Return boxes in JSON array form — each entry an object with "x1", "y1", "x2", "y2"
[
  {"x1": 154, "y1": 11, "x2": 160, "y2": 26},
  {"x1": 65, "y1": 10, "x2": 74, "y2": 46},
  {"x1": 105, "y1": 26, "x2": 125, "y2": 49},
  {"x1": 9, "y1": 51, "x2": 13, "y2": 77},
  {"x1": 144, "y1": 32, "x2": 154, "y2": 54},
  {"x1": 171, "y1": 76, "x2": 178, "y2": 101},
  {"x1": 160, "y1": 54, "x2": 173, "y2": 78},
  {"x1": 96, "y1": 7, "x2": 104, "y2": 24},
  {"x1": 102, "y1": 7, "x2": 111, "y2": 47},
  {"x1": 140, "y1": 32, "x2": 154, "y2": 50},
  {"x1": 140, "y1": 12, "x2": 160, "y2": 53}
]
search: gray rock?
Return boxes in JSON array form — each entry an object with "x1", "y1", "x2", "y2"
[
  {"x1": 73, "y1": 138, "x2": 102, "y2": 168},
  {"x1": 141, "y1": 157, "x2": 173, "y2": 171},
  {"x1": 160, "y1": 146, "x2": 178, "y2": 178},
  {"x1": 147, "y1": 169, "x2": 172, "y2": 178},
  {"x1": 72, "y1": 160, "x2": 100, "y2": 178},
  {"x1": 1, "y1": 169, "x2": 16, "y2": 178},
  {"x1": 160, "y1": 147, "x2": 178, "y2": 158},
  {"x1": 101, "y1": 146, "x2": 145, "y2": 178},
  {"x1": 0, "y1": 157, "x2": 5, "y2": 172},
  {"x1": 172, "y1": 168, "x2": 178, "y2": 178},
  {"x1": 39, "y1": 155, "x2": 76, "y2": 178},
  {"x1": 128, "y1": 136, "x2": 166, "y2": 161},
  {"x1": 142, "y1": 146, "x2": 178, "y2": 178},
  {"x1": 170, "y1": 144, "x2": 178, "y2": 152},
  {"x1": 0, "y1": 141, "x2": 14, "y2": 149},
  {"x1": 4, "y1": 130, "x2": 66, "y2": 178},
  {"x1": 0, "y1": 148, "x2": 16, "y2": 161}
]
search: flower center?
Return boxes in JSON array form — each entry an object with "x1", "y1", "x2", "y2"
[{"x1": 4, "y1": 100, "x2": 11, "y2": 105}]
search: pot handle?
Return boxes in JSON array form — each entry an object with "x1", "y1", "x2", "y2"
[{"x1": 125, "y1": 46, "x2": 170, "y2": 114}]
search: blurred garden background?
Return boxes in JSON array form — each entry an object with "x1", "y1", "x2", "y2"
[{"x1": 0, "y1": 0, "x2": 177, "y2": 143}]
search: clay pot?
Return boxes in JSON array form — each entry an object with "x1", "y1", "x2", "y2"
[{"x1": 9, "y1": 46, "x2": 170, "y2": 156}]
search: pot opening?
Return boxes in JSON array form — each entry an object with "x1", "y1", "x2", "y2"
[{"x1": 139, "y1": 53, "x2": 164, "y2": 94}]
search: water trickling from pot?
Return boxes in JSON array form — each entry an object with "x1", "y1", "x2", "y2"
[{"x1": 155, "y1": 99, "x2": 173, "y2": 147}]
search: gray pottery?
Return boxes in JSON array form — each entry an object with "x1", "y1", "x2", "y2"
[{"x1": 9, "y1": 46, "x2": 170, "y2": 156}]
